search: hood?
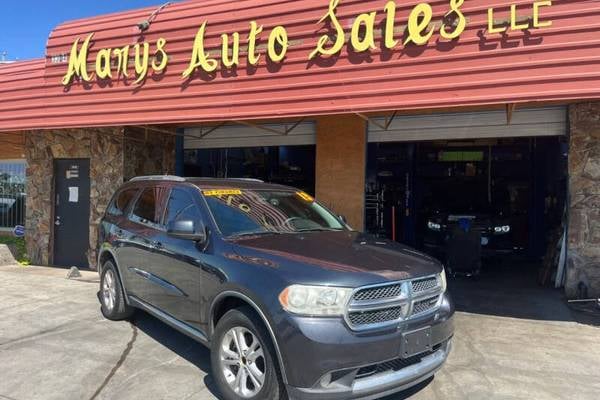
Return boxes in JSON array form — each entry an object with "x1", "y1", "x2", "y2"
[{"x1": 229, "y1": 231, "x2": 442, "y2": 283}]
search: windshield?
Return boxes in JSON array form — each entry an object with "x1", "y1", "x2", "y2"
[{"x1": 202, "y1": 189, "x2": 346, "y2": 237}]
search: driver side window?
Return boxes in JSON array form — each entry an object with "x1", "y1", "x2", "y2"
[{"x1": 164, "y1": 188, "x2": 202, "y2": 226}]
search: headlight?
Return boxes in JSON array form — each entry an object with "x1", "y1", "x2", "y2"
[
  {"x1": 440, "y1": 268, "x2": 447, "y2": 292},
  {"x1": 278, "y1": 285, "x2": 353, "y2": 316},
  {"x1": 427, "y1": 221, "x2": 441, "y2": 231},
  {"x1": 494, "y1": 225, "x2": 510, "y2": 233}
]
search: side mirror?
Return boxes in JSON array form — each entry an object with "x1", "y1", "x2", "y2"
[
  {"x1": 338, "y1": 215, "x2": 347, "y2": 224},
  {"x1": 167, "y1": 219, "x2": 206, "y2": 243}
]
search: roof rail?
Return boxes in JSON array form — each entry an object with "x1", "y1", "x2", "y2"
[
  {"x1": 231, "y1": 178, "x2": 264, "y2": 182},
  {"x1": 129, "y1": 175, "x2": 186, "y2": 182}
]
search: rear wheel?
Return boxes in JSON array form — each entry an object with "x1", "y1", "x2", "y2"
[
  {"x1": 211, "y1": 307, "x2": 285, "y2": 400},
  {"x1": 99, "y1": 260, "x2": 134, "y2": 321}
]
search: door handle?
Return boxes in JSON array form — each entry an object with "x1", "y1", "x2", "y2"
[
  {"x1": 115, "y1": 229, "x2": 124, "y2": 238},
  {"x1": 54, "y1": 216, "x2": 61, "y2": 226}
]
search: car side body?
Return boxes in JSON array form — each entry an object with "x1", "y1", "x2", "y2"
[{"x1": 97, "y1": 176, "x2": 455, "y2": 400}]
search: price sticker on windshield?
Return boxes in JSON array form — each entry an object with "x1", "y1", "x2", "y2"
[
  {"x1": 296, "y1": 191, "x2": 314, "y2": 202},
  {"x1": 203, "y1": 189, "x2": 242, "y2": 196}
]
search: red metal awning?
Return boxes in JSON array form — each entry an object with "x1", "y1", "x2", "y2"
[{"x1": 1, "y1": 0, "x2": 600, "y2": 132}]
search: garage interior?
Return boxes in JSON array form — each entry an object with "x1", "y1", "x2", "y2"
[
  {"x1": 364, "y1": 106, "x2": 571, "y2": 320},
  {"x1": 183, "y1": 121, "x2": 317, "y2": 194},
  {"x1": 181, "y1": 106, "x2": 576, "y2": 320}
]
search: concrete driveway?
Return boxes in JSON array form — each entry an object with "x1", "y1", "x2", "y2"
[{"x1": 0, "y1": 264, "x2": 599, "y2": 400}]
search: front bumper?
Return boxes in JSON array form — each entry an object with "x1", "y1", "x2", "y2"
[{"x1": 278, "y1": 293, "x2": 455, "y2": 400}]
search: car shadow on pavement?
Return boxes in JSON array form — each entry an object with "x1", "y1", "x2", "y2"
[
  {"x1": 132, "y1": 311, "x2": 435, "y2": 400},
  {"x1": 132, "y1": 311, "x2": 223, "y2": 399},
  {"x1": 381, "y1": 376, "x2": 434, "y2": 399}
]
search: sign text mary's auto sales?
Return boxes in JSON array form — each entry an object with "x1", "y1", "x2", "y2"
[{"x1": 61, "y1": 0, "x2": 553, "y2": 86}]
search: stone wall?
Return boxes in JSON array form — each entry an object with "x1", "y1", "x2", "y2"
[
  {"x1": 25, "y1": 128, "x2": 125, "y2": 267},
  {"x1": 124, "y1": 127, "x2": 176, "y2": 180},
  {"x1": 24, "y1": 126, "x2": 177, "y2": 269},
  {"x1": 567, "y1": 103, "x2": 600, "y2": 298}
]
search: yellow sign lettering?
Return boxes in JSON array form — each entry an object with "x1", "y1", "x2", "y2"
[
  {"x1": 533, "y1": 1, "x2": 552, "y2": 28},
  {"x1": 95, "y1": 48, "x2": 113, "y2": 79},
  {"x1": 268, "y1": 26, "x2": 289, "y2": 62},
  {"x1": 487, "y1": 8, "x2": 506, "y2": 34},
  {"x1": 152, "y1": 38, "x2": 168, "y2": 72},
  {"x1": 61, "y1": 33, "x2": 94, "y2": 85},
  {"x1": 510, "y1": 4, "x2": 530, "y2": 30},
  {"x1": 221, "y1": 32, "x2": 240, "y2": 68},
  {"x1": 440, "y1": 0, "x2": 466, "y2": 40},
  {"x1": 404, "y1": 3, "x2": 435, "y2": 46},
  {"x1": 183, "y1": 22, "x2": 218, "y2": 78},
  {"x1": 247, "y1": 21, "x2": 264, "y2": 66},
  {"x1": 383, "y1": 1, "x2": 398, "y2": 49},
  {"x1": 112, "y1": 46, "x2": 130, "y2": 77},
  {"x1": 309, "y1": 0, "x2": 345, "y2": 59},
  {"x1": 351, "y1": 12, "x2": 376, "y2": 52},
  {"x1": 133, "y1": 42, "x2": 150, "y2": 84}
]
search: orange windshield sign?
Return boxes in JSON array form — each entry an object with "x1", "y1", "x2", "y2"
[
  {"x1": 203, "y1": 189, "x2": 242, "y2": 196},
  {"x1": 296, "y1": 191, "x2": 314, "y2": 202}
]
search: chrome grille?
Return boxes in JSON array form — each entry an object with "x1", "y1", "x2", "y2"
[
  {"x1": 348, "y1": 306, "x2": 404, "y2": 326},
  {"x1": 411, "y1": 277, "x2": 438, "y2": 293},
  {"x1": 412, "y1": 296, "x2": 439, "y2": 316},
  {"x1": 345, "y1": 275, "x2": 443, "y2": 330},
  {"x1": 353, "y1": 284, "x2": 402, "y2": 301}
]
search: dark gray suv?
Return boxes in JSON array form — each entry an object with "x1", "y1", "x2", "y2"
[{"x1": 97, "y1": 176, "x2": 454, "y2": 400}]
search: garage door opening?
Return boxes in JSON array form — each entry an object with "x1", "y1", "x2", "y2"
[
  {"x1": 183, "y1": 121, "x2": 317, "y2": 194},
  {"x1": 183, "y1": 145, "x2": 316, "y2": 195},
  {"x1": 366, "y1": 107, "x2": 570, "y2": 320}
]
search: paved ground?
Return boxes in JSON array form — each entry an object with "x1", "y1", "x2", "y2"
[{"x1": 0, "y1": 263, "x2": 599, "y2": 400}]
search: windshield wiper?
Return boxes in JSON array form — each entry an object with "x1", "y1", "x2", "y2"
[
  {"x1": 294, "y1": 228, "x2": 344, "y2": 232},
  {"x1": 228, "y1": 230, "x2": 282, "y2": 239}
]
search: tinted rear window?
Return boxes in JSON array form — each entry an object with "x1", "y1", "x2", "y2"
[
  {"x1": 107, "y1": 188, "x2": 138, "y2": 216},
  {"x1": 131, "y1": 188, "x2": 160, "y2": 224}
]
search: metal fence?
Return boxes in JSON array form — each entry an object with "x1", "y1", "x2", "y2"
[{"x1": 0, "y1": 160, "x2": 26, "y2": 231}]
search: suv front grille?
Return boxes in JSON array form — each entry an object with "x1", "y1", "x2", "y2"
[
  {"x1": 353, "y1": 284, "x2": 402, "y2": 301},
  {"x1": 411, "y1": 295, "x2": 439, "y2": 316},
  {"x1": 345, "y1": 275, "x2": 443, "y2": 330},
  {"x1": 411, "y1": 277, "x2": 438, "y2": 293},
  {"x1": 348, "y1": 306, "x2": 404, "y2": 326}
]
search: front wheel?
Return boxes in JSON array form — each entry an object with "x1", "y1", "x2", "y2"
[{"x1": 211, "y1": 307, "x2": 285, "y2": 400}]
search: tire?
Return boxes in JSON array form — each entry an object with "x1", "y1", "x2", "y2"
[
  {"x1": 99, "y1": 260, "x2": 134, "y2": 321},
  {"x1": 211, "y1": 307, "x2": 286, "y2": 400}
]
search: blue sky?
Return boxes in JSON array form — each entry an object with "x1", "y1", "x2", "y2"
[{"x1": 0, "y1": 0, "x2": 162, "y2": 61}]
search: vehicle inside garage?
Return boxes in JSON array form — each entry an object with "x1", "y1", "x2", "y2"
[{"x1": 365, "y1": 107, "x2": 569, "y2": 309}]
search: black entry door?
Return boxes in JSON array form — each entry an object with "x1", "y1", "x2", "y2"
[{"x1": 53, "y1": 159, "x2": 91, "y2": 267}]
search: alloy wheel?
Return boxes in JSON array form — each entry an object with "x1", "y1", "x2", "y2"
[
  {"x1": 102, "y1": 269, "x2": 117, "y2": 312},
  {"x1": 219, "y1": 326, "x2": 266, "y2": 398}
]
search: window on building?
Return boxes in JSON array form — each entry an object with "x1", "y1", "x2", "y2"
[{"x1": 0, "y1": 160, "x2": 26, "y2": 230}]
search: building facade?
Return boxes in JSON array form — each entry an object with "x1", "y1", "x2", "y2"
[{"x1": 0, "y1": 0, "x2": 599, "y2": 297}]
